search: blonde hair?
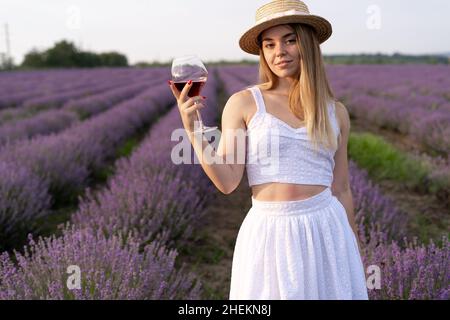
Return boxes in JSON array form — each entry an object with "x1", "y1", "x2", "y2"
[{"x1": 257, "y1": 23, "x2": 338, "y2": 154}]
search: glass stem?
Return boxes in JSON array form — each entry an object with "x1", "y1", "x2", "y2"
[{"x1": 195, "y1": 109, "x2": 204, "y2": 130}]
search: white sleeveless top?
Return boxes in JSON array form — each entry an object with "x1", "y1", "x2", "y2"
[{"x1": 245, "y1": 86, "x2": 340, "y2": 187}]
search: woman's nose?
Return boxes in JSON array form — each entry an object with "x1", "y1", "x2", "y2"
[{"x1": 275, "y1": 42, "x2": 287, "y2": 56}]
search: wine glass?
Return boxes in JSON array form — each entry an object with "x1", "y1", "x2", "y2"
[{"x1": 171, "y1": 55, "x2": 218, "y2": 133}]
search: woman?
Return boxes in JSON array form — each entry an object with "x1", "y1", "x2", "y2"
[{"x1": 169, "y1": 0, "x2": 369, "y2": 300}]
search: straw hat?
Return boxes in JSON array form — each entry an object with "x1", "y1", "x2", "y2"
[{"x1": 239, "y1": 0, "x2": 332, "y2": 55}]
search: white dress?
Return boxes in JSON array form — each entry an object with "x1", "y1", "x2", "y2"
[{"x1": 229, "y1": 187, "x2": 369, "y2": 300}]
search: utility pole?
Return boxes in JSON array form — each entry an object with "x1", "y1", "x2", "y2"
[
  {"x1": 2, "y1": 23, "x2": 12, "y2": 69},
  {"x1": 5, "y1": 23, "x2": 11, "y2": 59}
]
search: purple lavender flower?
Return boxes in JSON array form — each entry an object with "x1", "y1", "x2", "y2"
[{"x1": 0, "y1": 225, "x2": 202, "y2": 299}]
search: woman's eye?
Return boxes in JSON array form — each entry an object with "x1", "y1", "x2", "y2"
[{"x1": 265, "y1": 40, "x2": 295, "y2": 48}]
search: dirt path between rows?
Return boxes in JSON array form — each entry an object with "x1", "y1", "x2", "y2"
[{"x1": 177, "y1": 174, "x2": 252, "y2": 300}]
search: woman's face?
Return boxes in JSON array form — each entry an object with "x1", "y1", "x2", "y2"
[{"x1": 260, "y1": 24, "x2": 301, "y2": 79}]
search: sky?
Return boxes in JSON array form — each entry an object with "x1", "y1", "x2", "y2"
[{"x1": 1, "y1": 0, "x2": 449, "y2": 65}]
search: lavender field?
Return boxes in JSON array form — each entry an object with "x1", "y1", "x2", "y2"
[{"x1": 0, "y1": 65, "x2": 448, "y2": 299}]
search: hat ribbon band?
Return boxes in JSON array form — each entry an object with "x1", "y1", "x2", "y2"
[{"x1": 256, "y1": 9, "x2": 310, "y2": 25}]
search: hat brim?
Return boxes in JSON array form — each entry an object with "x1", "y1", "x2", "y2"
[{"x1": 239, "y1": 15, "x2": 332, "y2": 55}]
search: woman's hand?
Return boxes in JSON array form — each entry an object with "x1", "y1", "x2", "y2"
[{"x1": 168, "y1": 80, "x2": 206, "y2": 134}]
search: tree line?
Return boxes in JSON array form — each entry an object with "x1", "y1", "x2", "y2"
[
  {"x1": 20, "y1": 40, "x2": 128, "y2": 69},
  {"x1": 1, "y1": 41, "x2": 448, "y2": 70}
]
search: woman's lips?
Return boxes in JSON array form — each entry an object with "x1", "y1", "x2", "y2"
[{"x1": 277, "y1": 61, "x2": 292, "y2": 68}]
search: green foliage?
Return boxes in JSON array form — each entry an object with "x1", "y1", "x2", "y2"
[
  {"x1": 348, "y1": 132, "x2": 429, "y2": 187},
  {"x1": 75, "y1": 51, "x2": 102, "y2": 67},
  {"x1": 116, "y1": 137, "x2": 139, "y2": 158},
  {"x1": 92, "y1": 165, "x2": 115, "y2": 185},
  {"x1": 21, "y1": 40, "x2": 128, "y2": 69},
  {"x1": 99, "y1": 52, "x2": 128, "y2": 67},
  {"x1": 22, "y1": 49, "x2": 46, "y2": 68},
  {"x1": 45, "y1": 40, "x2": 79, "y2": 67}
]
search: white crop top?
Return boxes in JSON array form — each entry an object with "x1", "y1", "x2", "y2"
[{"x1": 245, "y1": 86, "x2": 340, "y2": 187}]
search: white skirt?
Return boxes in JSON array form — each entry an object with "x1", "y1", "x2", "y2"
[{"x1": 229, "y1": 187, "x2": 369, "y2": 300}]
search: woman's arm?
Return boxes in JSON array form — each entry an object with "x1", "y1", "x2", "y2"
[{"x1": 170, "y1": 81, "x2": 248, "y2": 194}]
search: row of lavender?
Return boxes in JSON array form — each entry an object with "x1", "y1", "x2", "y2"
[
  {"x1": 0, "y1": 72, "x2": 167, "y2": 146},
  {"x1": 0, "y1": 69, "x2": 107, "y2": 108},
  {"x1": 0, "y1": 69, "x2": 220, "y2": 299},
  {"x1": 0, "y1": 68, "x2": 165, "y2": 109},
  {"x1": 326, "y1": 65, "x2": 450, "y2": 197},
  {"x1": 0, "y1": 68, "x2": 122, "y2": 97},
  {"x1": 330, "y1": 65, "x2": 450, "y2": 156},
  {"x1": 0, "y1": 70, "x2": 175, "y2": 250},
  {"x1": 217, "y1": 67, "x2": 449, "y2": 300},
  {"x1": 0, "y1": 68, "x2": 167, "y2": 127}
]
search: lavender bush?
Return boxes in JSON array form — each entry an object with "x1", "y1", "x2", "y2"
[
  {"x1": 360, "y1": 229, "x2": 449, "y2": 300},
  {"x1": 0, "y1": 84, "x2": 173, "y2": 202},
  {"x1": 0, "y1": 109, "x2": 79, "y2": 146},
  {"x1": 348, "y1": 160, "x2": 409, "y2": 241},
  {"x1": 0, "y1": 225, "x2": 201, "y2": 299},
  {"x1": 62, "y1": 82, "x2": 150, "y2": 119},
  {"x1": 0, "y1": 80, "x2": 174, "y2": 248},
  {"x1": 0, "y1": 161, "x2": 51, "y2": 251},
  {"x1": 0, "y1": 68, "x2": 167, "y2": 124}
]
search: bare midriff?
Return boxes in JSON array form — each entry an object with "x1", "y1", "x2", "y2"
[{"x1": 251, "y1": 183, "x2": 327, "y2": 201}]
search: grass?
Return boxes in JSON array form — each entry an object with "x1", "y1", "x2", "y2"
[
  {"x1": 348, "y1": 132, "x2": 430, "y2": 189},
  {"x1": 115, "y1": 136, "x2": 140, "y2": 158},
  {"x1": 178, "y1": 230, "x2": 226, "y2": 266},
  {"x1": 175, "y1": 227, "x2": 230, "y2": 299},
  {"x1": 200, "y1": 282, "x2": 227, "y2": 300},
  {"x1": 410, "y1": 213, "x2": 450, "y2": 246}
]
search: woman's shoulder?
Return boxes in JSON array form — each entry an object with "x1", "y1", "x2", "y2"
[
  {"x1": 223, "y1": 88, "x2": 253, "y2": 116},
  {"x1": 224, "y1": 86, "x2": 259, "y2": 127},
  {"x1": 226, "y1": 82, "x2": 271, "y2": 111},
  {"x1": 230, "y1": 87, "x2": 253, "y2": 99},
  {"x1": 334, "y1": 100, "x2": 349, "y2": 116},
  {"x1": 228, "y1": 86, "x2": 256, "y2": 107},
  {"x1": 333, "y1": 100, "x2": 350, "y2": 132}
]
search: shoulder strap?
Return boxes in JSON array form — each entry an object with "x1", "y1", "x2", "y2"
[
  {"x1": 248, "y1": 86, "x2": 267, "y2": 114},
  {"x1": 329, "y1": 100, "x2": 340, "y2": 134}
]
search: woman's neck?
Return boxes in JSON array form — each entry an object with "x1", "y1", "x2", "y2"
[{"x1": 273, "y1": 77, "x2": 296, "y2": 95}]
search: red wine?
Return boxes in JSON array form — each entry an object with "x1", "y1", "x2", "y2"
[{"x1": 174, "y1": 81, "x2": 206, "y2": 97}]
